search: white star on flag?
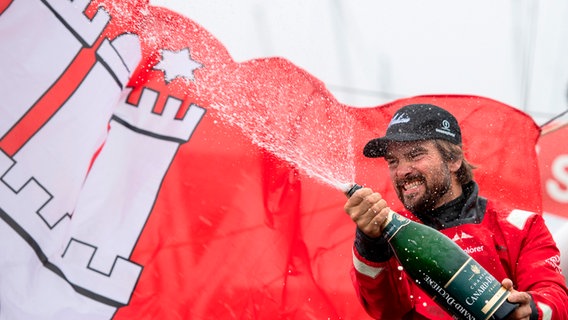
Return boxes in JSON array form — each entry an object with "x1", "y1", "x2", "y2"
[{"x1": 154, "y1": 48, "x2": 202, "y2": 82}]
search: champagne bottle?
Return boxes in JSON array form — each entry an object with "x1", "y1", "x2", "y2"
[{"x1": 346, "y1": 184, "x2": 518, "y2": 320}]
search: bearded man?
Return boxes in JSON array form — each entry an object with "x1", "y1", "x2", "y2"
[{"x1": 344, "y1": 104, "x2": 568, "y2": 320}]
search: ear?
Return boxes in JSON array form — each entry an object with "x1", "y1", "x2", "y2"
[{"x1": 449, "y1": 157, "x2": 462, "y2": 173}]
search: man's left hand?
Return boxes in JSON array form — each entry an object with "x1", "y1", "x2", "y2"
[{"x1": 501, "y1": 278, "x2": 533, "y2": 320}]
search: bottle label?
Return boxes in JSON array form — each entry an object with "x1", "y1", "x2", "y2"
[{"x1": 423, "y1": 257, "x2": 511, "y2": 320}]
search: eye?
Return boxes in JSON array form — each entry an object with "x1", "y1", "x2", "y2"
[
  {"x1": 385, "y1": 157, "x2": 398, "y2": 167},
  {"x1": 408, "y1": 149, "x2": 426, "y2": 160}
]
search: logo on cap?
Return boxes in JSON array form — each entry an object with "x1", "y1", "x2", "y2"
[
  {"x1": 388, "y1": 112, "x2": 410, "y2": 127},
  {"x1": 435, "y1": 119, "x2": 456, "y2": 137}
]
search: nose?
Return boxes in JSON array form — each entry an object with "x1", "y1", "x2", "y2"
[{"x1": 392, "y1": 158, "x2": 414, "y2": 178}]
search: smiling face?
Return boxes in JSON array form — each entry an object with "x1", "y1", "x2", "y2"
[{"x1": 384, "y1": 140, "x2": 462, "y2": 213}]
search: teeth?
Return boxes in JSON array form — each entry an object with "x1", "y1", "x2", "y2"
[{"x1": 404, "y1": 181, "x2": 422, "y2": 190}]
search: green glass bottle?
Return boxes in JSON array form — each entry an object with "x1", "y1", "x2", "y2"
[{"x1": 346, "y1": 184, "x2": 517, "y2": 320}]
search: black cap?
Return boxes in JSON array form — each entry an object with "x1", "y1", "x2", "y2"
[{"x1": 363, "y1": 104, "x2": 462, "y2": 158}]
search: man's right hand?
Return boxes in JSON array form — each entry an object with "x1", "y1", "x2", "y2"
[{"x1": 344, "y1": 186, "x2": 391, "y2": 238}]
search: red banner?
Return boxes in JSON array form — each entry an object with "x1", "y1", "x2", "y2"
[
  {"x1": 539, "y1": 123, "x2": 568, "y2": 218},
  {"x1": 0, "y1": 1, "x2": 542, "y2": 319}
]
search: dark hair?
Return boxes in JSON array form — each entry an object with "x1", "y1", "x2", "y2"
[{"x1": 434, "y1": 139, "x2": 475, "y2": 185}]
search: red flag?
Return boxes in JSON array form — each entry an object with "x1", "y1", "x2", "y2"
[
  {"x1": 539, "y1": 123, "x2": 568, "y2": 218},
  {"x1": 0, "y1": 0, "x2": 541, "y2": 319},
  {"x1": 538, "y1": 122, "x2": 568, "y2": 284}
]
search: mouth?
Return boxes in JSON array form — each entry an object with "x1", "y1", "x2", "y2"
[
  {"x1": 403, "y1": 180, "x2": 423, "y2": 191},
  {"x1": 398, "y1": 177, "x2": 425, "y2": 195}
]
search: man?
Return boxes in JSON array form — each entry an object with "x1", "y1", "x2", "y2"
[{"x1": 344, "y1": 104, "x2": 568, "y2": 320}]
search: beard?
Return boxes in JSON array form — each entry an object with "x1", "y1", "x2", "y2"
[{"x1": 395, "y1": 162, "x2": 452, "y2": 214}]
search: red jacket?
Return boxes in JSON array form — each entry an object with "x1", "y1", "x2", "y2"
[{"x1": 352, "y1": 183, "x2": 568, "y2": 320}]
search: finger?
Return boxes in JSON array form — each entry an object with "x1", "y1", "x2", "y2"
[
  {"x1": 344, "y1": 188, "x2": 373, "y2": 211},
  {"x1": 360, "y1": 213, "x2": 384, "y2": 238},
  {"x1": 373, "y1": 198, "x2": 389, "y2": 212},
  {"x1": 507, "y1": 291, "x2": 531, "y2": 304},
  {"x1": 353, "y1": 187, "x2": 374, "y2": 202},
  {"x1": 366, "y1": 206, "x2": 378, "y2": 216},
  {"x1": 501, "y1": 278, "x2": 514, "y2": 291},
  {"x1": 359, "y1": 196, "x2": 386, "y2": 218},
  {"x1": 506, "y1": 293, "x2": 532, "y2": 319},
  {"x1": 358, "y1": 206, "x2": 378, "y2": 227},
  {"x1": 349, "y1": 202, "x2": 376, "y2": 223},
  {"x1": 353, "y1": 194, "x2": 383, "y2": 221},
  {"x1": 368, "y1": 206, "x2": 391, "y2": 228}
]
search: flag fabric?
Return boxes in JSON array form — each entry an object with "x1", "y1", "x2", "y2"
[
  {"x1": 538, "y1": 123, "x2": 568, "y2": 281},
  {"x1": 539, "y1": 123, "x2": 568, "y2": 218},
  {"x1": 0, "y1": 1, "x2": 545, "y2": 319}
]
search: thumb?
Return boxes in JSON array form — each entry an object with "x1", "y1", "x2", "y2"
[{"x1": 501, "y1": 278, "x2": 514, "y2": 291}]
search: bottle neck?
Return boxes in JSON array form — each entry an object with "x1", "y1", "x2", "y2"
[{"x1": 382, "y1": 210, "x2": 411, "y2": 241}]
